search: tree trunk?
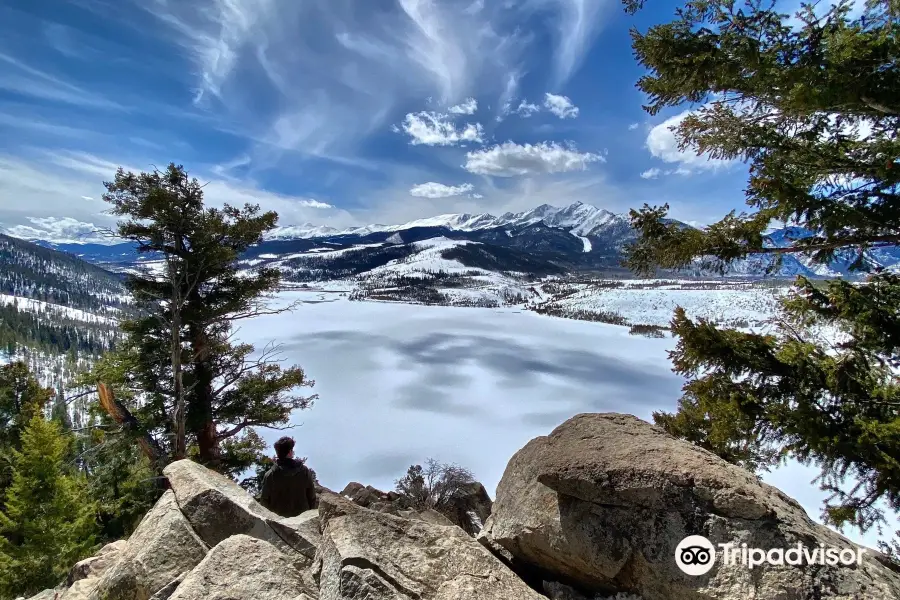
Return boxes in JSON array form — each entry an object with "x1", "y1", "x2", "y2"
[
  {"x1": 96, "y1": 382, "x2": 164, "y2": 468},
  {"x1": 172, "y1": 308, "x2": 186, "y2": 460},
  {"x1": 188, "y1": 325, "x2": 219, "y2": 467}
]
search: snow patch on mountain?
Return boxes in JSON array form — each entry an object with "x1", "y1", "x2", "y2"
[{"x1": 368, "y1": 237, "x2": 480, "y2": 278}]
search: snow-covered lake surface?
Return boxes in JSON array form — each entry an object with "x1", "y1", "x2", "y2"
[{"x1": 243, "y1": 289, "x2": 889, "y2": 549}]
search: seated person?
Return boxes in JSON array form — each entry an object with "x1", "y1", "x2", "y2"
[{"x1": 259, "y1": 436, "x2": 317, "y2": 517}]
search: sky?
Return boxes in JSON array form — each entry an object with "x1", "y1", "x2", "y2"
[{"x1": 0, "y1": 0, "x2": 790, "y2": 243}]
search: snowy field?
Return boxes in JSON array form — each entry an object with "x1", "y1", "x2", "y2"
[{"x1": 242, "y1": 289, "x2": 891, "y2": 550}]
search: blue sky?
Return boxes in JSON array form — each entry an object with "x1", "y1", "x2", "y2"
[{"x1": 0, "y1": 0, "x2": 756, "y2": 242}]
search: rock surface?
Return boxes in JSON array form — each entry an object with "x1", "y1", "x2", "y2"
[
  {"x1": 315, "y1": 491, "x2": 545, "y2": 600},
  {"x1": 339, "y1": 480, "x2": 491, "y2": 535},
  {"x1": 481, "y1": 412, "x2": 900, "y2": 600},
  {"x1": 93, "y1": 490, "x2": 209, "y2": 600},
  {"x1": 67, "y1": 540, "x2": 127, "y2": 586},
  {"x1": 163, "y1": 460, "x2": 294, "y2": 551},
  {"x1": 167, "y1": 535, "x2": 311, "y2": 600}
]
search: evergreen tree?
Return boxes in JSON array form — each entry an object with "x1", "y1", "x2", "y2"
[
  {"x1": 0, "y1": 362, "x2": 53, "y2": 501},
  {"x1": 0, "y1": 416, "x2": 98, "y2": 598},
  {"x1": 101, "y1": 164, "x2": 315, "y2": 471},
  {"x1": 623, "y1": 0, "x2": 899, "y2": 552},
  {"x1": 0, "y1": 362, "x2": 53, "y2": 450}
]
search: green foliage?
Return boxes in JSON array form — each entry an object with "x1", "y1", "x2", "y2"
[
  {"x1": 0, "y1": 416, "x2": 98, "y2": 598},
  {"x1": 624, "y1": 0, "x2": 900, "y2": 552},
  {"x1": 101, "y1": 164, "x2": 315, "y2": 471},
  {"x1": 624, "y1": 0, "x2": 900, "y2": 276},
  {"x1": 0, "y1": 362, "x2": 53, "y2": 451},
  {"x1": 79, "y1": 426, "x2": 162, "y2": 542}
]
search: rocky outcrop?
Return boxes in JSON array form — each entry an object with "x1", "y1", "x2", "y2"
[
  {"x1": 338, "y1": 480, "x2": 491, "y2": 535},
  {"x1": 167, "y1": 535, "x2": 312, "y2": 600},
  {"x1": 92, "y1": 490, "x2": 209, "y2": 600},
  {"x1": 481, "y1": 412, "x2": 900, "y2": 600},
  {"x1": 21, "y1": 412, "x2": 900, "y2": 600},
  {"x1": 162, "y1": 459, "x2": 322, "y2": 568},
  {"x1": 314, "y1": 491, "x2": 545, "y2": 600}
]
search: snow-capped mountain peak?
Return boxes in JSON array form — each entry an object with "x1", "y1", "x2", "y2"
[{"x1": 264, "y1": 201, "x2": 630, "y2": 241}]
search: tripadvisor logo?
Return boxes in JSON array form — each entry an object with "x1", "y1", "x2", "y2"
[{"x1": 675, "y1": 535, "x2": 866, "y2": 576}]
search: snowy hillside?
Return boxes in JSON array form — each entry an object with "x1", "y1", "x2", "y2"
[{"x1": 531, "y1": 279, "x2": 785, "y2": 328}]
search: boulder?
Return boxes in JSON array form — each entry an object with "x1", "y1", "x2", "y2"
[
  {"x1": 269, "y1": 509, "x2": 323, "y2": 563},
  {"x1": 442, "y1": 482, "x2": 493, "y2": 535},
  {"x1": 67, "y1": 540, "x2": 128, "y2": 585},
  {"x1": 93, "y1": 490, "x2": 209, "y2": 600},
  {"x1": 167, "y1": 535, "x2": 311, "y2": 600},
  {"x1": 339, "y1": 480, "x2": 489, "y2": 535},
  {"x1": 481, "y1": 412, "x2": 900, "y2": 600},
  {"x1": 162, "y1": 460, "x2": 320, "y2": 561},
  {"x1": 314, "y1": 491, "x2": 546, "y2": 600},
  {"x1": 339, "y1": 482, "x2": 365, "y2": 498}
]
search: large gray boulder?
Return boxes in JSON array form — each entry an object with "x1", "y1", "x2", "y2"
[
  {"x1": 167, "y1": 535, "x2": 311, "y2": 600},
  {"x1": 481, "y1": 412, "x2": 900, "y2": 600},
  {"x1": 92, "y1": 490, "x2": 209, "y2": 600},
  {"x1": 314, "y1": 491, "x2": 545, "y2": 600},
  {"x1": 163, "y1": 460, "x2": 320, "y2": 563}
]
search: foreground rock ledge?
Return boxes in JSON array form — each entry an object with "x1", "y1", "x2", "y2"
[
  {"x1": 315, "y1": 491, "x2": 545, "y2": 600},
  {"x1": 481, "y1": 412, "x2": 900, "y2": 600}
]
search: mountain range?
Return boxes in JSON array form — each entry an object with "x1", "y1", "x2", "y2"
[{"x1": 8, "y1": 202, "x2": 899, "y2": 279}]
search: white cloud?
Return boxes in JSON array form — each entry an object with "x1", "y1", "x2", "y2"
[
  {"x1": 4, "y1": 216, "x2": 108, "y2": 244},
  {"x1": 409, "y1": 182, "x2": 475, "y2": 198},
  {"x1": 298, "y1": 199, "x2": 335, "y2": 209},
  {"x1": 464, "y1": 142, "x2": 603, "y2": 177},
  {"x1": 81, "y1": 195, "x2": 94, "y2": 201},
  {"x1": 515, "y1": 101, "x2": 541, "y2": 118},
  {"x1": 400, "y1": 111, "x2": 484, "y2": 146},
  {"x1": 646, "y1": 109, "x2": 733, "y2": 172},
  {"x1": 543, "y1": 93, "x2": 579, "y2": 119},
  {"x1": 135, "y1": 0, "x2": 529, "y2": 166},
  {"x1": 448, "y1": 97, "x2": 478, "y2": 115},
  {"x1": 628, "y1": 122, "x2": 640, "y2": 130},
  {"x1": 640, "y1": 168, "x2": 661, "y2": 179}
]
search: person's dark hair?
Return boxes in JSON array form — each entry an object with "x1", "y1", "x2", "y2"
[{"x1": 274, "y1": 436, "x2": 295, "y2": 460}]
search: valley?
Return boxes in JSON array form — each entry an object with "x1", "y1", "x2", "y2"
[{"x1": 0, "y1": 201, "x2": 892, "y2": 553}]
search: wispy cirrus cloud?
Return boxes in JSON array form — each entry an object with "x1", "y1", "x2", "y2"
[{"x1": 0, "y1": 52, "x2": 123, "y2": 110}]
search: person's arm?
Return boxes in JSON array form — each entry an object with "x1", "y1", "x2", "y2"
[{"x1": 260, "y1": 471, "x2": 273, "y2": 508}]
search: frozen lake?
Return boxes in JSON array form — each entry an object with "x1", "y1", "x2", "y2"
[{"x1": 243, "y1": 290, "x2": 884, "y2": 549}]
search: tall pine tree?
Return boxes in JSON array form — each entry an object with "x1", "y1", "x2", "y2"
[
  {"x1": 0, "y1": 415, "x2": 98, "y2": 598},
  {"x1": 100, "y1": 164, "x2": 315, "y2": 471},
  {"x1": 623, "y1": 0, "x2": 899, "y2": 551}
]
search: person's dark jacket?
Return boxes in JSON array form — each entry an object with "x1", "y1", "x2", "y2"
[{"x1": 259, "y1": 458, "x2": 317, "y2": 517}]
